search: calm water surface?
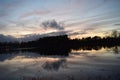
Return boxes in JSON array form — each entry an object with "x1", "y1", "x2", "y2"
[{"x1": 0, "y1": 47, "x2": 120, "y2": 80}]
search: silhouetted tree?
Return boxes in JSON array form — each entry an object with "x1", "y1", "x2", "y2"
[{"x1": 111, "y1": 30, "x2": 119, "y2": 38}]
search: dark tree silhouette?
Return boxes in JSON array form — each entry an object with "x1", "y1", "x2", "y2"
[{"x1": 111, "y1": 30, "x2": 120, "y2": 38}]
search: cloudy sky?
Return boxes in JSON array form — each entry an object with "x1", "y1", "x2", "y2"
[{"x1": 0, "y1": 0, "x2": 120, "y2": 38}]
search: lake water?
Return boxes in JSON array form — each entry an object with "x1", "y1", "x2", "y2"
[{"x1": 0, "y1": 47, "x2": 120, "y2": 80}]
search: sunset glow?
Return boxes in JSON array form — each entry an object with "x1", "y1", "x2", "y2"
[{"x1": 0, "y1": 0, "x2": 120, "y2": 39}]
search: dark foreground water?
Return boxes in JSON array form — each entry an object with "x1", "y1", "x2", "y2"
[{"x1": 0, "y1": 47, "x2": 120, "y2": 80}]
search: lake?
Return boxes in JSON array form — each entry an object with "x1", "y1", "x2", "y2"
[{"x1": 0, "y1": 46, "x2": 120, "y2": 80}]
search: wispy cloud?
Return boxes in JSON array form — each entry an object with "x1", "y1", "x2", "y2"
[
  {"x1": 20, "y1": 10, "x2": 51, "y2": 19},
  {"x1": 0, "y1": 23, "x2": 8, "y2": 31},
  {"x1": 0, "y1": 0, "x2": 23, "y2": 18}
]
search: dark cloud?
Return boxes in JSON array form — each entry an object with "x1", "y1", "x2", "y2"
[
  {"x1": 44, "y1": 31, "x2": 69, "y2": 36},
  {"x1": 41, "y1": 20, "x2": 64, "y2": 30},
  {"x1": 0, "y1": 34, "x2": 17, "y2": 42},
  {"x1": 114, "y1": 24, "x2": 120, "y2": 26},
  {"x1": 19, "y1": 31, "x2": 69, "y2": 42},
  {"x1": 69, "y1": 31, "x2": 87, "y2": 36},
  {"x1": 84, "y1": 27, "x2": 96, "y2": 31}
]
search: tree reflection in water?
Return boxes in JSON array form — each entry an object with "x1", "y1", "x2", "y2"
[{"x1": 112, "y1": 46, "x2": 120, "y2": 54}]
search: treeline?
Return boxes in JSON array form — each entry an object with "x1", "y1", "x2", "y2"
[
  {"x1": 0, "y1": 34, "x2": 120, "y2": 51},
  {"x1": 71, "y1": 36, "x2": 120, "y2": 49}
]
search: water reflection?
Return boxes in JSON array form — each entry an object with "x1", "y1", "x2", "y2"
[
  {"x1": 112, "y1": 46, "x2": 120, "y2": 54},
  {"x1": 0, "y1": 46, "x2": 120, "y2": 80},
  {"x1": 0, "y1": 50, "x2": 69, "y2": 62},
  {"x1": 42, "y1": 58, "x2": 67, "y2": 71}
]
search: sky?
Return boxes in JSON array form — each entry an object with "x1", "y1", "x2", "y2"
[{"x1": 0, "y1": 0, "x2": 120, "y2": 39}]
